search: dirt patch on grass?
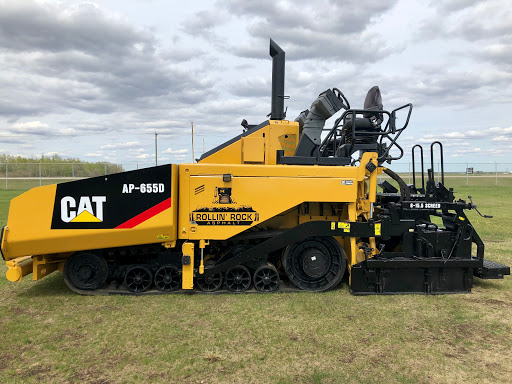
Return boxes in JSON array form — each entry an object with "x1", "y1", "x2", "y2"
[
  {"x1": 18, "y1": 362, "x2": 52, "y2": 380},
  {"x1": 469, "y1": 297, "x2": 512, "y2": 308},
  {"x1": 207, "y1": 355, "x2": 222, "y2": 363},
  {"x1": 94, "y1": 305, "x2": 123, "y2": 312},
  {"x1": 73, "y1": 367, "x2": 113, "y2": 384},
  {"x1": 9, "y1": 306, "x2": 39, "y2": 316},
  {"x1": 338, "y1": 355, "x2": 355, "y2": 364}
]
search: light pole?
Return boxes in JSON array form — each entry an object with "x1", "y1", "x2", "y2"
[
  {"x1": 191, "y1": 122, "x2": 195, "y2": 163},
  {"x1": 155, "y1": 131, "x2": 158, "y2": 166}
]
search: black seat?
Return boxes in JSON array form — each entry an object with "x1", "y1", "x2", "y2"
[
  {"x1": 362, "y1": 85, "x2": 384, "y2": 126},
  {"x1": 344, "y1": 86, "x2": 383, "y2": 139},
  {"x1": 335, "y1": 86, "x2": 384, "y2": 157}
]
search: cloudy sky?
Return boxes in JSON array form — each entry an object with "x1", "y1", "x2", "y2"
[{"x1": 0, "y1": 0, "x2": 511, "y2": 169}]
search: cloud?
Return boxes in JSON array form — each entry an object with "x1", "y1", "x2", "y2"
[
  {"x1": 160, "y1": 47, "x2": 206, "y2": 63},
  {"x1": 376, "y1": 65, "x2": 512, "y2": 108},
  {"x1": 432, "y1": 0, "x2": 474, "y2": 12},
  {"x1": 12, "y1": 121, "x2": 48, "y2": 129},
  {"x1": 492, "y1": 135, "x2": 512, "y2": 142},
  {"x1": 140, "y1": 120, "x2": 186, "y2": 129},
  {"x1": 0, "y1": 1, "x2": 217, "y2": 119},
  {"x1": 221, "y1": 0, "x2": 399, "y2": 63},
  {"x1": 39, "y1": 151, "x2": 67, "y2": 157},
  {"x1": 417, "y1": 1, "x2": 512, "y2": 71},
  {"x1": 180, "y1": 9, "x2": 229, "y2": 41},
  {"x1": 10, "y1": 120, "x2": 77, "y2": 136},
  {"x1": 100, "y1": 141, "x2": 141, "y2": 150},
  {"x1": 228, "y1": 77, "x2": 270, "y2": 98},
  {"x1": 224, "y1": 0, "x2": 396, "y2": 35},
  {"x1": 418, "y1": 1, "x2": 512, "y2": 40},
  {"x1": 0, "y1": 2, "x2": 144, "y2": 53},
  {"x1": 163, "y1": 148, "x2": 189, "y2": 154},
  {"x1": 414, "y1": 126, "x2": 512, "y2": 144},
  {"x1": 203, "y1": 98, "x2": 268, "y2": 116},
  {"x1": 128, "y1": 148, "x2": 146, "y2": 154},
  {"x1": 448, "y1": 2, "x2": 512, "y2": 41}
]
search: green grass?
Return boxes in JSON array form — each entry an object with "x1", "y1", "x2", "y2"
[
  {"x1": 0, "y1": 187, "x2": 511, "y2": 383},
  {"x1": 0, "y1": 178, "x2": 78, "y2": 190},
  {"x1": 0, "y1": 190, "x2": 21, "y2": 224}
]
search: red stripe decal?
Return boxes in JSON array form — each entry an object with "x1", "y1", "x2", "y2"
[{"x1": 115, "y1": 197, "x2": 172, "y2": 229}]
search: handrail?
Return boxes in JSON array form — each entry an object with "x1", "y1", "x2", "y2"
[
  {"x1": 430, "y1": 141, "x2": 444, "y2": 184},
  {"x1": 412, "y1": 144, "x2": 425, "y2": 192},
  {"x1": 318, "y1": 103, "x2": 412, "y2": 164}
]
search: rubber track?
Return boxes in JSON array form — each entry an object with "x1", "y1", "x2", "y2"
[{"x1": 66, "y1": 279, "x2": 303, "y2": 296}]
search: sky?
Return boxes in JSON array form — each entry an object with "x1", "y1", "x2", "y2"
[{"x1": 0, "y1": 0, "x2": 511, "y2": 170}]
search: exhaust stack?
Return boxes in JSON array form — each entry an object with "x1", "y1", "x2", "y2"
[{"x1": 270, "y1": 39, "x2": 285, "y2": 120}]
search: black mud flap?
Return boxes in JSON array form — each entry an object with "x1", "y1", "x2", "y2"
[
  {"x1": 474, "y1": 259, "x2": 510, "y2": 279},
  {"x1": 350, "y1": 257, "x2": 482, "y2": 295},
  {"x1": 0, "y1": 226, "x2": 4, "y2": 260}
]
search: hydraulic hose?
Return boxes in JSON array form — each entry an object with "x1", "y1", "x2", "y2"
[{"x1": 383, "y1": 167, "x2": 410, "y2": 202}]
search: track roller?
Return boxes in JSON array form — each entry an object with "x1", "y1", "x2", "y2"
[
  {"x1": 283, "y1": 236, "x2": 346, "y2": 292},
  {"x1": 196, "y1": 272, "x2": 223, "y2": 292},
  {"x1": 253, "y1": 263, "x2": 280, "y2": 292},
  {"x1": 63, "y1": 252, "x2": 108, "y2": 291},
  {"x1": 224, "y1": 265, "x2": 251, "y2": 292},
  {"x1": 154, "y1": 265, "x2": 181, "y2": 292},
  {"x1": 124, "y1": 265, "x2": 153, "y2": 293}
]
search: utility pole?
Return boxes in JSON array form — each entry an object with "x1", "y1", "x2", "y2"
[
  {"x1": 495, "y1": 161, "x2": 498, "y2": 186},
  {"x1": 191, "y1": 122, "x2": 195, "y2": 163},
  {"x1": 155, "y1": 131, "x2": 158, "y2": 166}
]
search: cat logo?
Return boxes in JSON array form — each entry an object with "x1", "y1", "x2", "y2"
[{"x1": 60, "y1": 196, "x2": 106, "y2": 223}]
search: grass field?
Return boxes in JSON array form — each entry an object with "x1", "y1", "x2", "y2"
[
  {"x1": 0, "y1": 178, "x2": 82, "y2": 190},
  {"x1": 0, "y1": 186, "x2": 511, "y2": 383}
]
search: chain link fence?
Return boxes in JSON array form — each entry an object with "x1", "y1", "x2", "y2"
[
  {"x1": 381, "y1": 162, "x2": 512, "y2": 187},
  {"x1": 0, "y1": 163, "x2": 123, "y2": 190},
  {"x1": 0, "y1": 162, "x2": 511, "y2": 190}
]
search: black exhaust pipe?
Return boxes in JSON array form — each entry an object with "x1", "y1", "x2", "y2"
[{"x1": 270, "y1": 39, "x2": 285, "y2": 120}]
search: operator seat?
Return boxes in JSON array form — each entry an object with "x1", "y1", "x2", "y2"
[
  {"x1": 336, "y1": 86, "x2": 383, "y2": 157},
  {"x1": 362, "y1": 86, "x2": 383, "y2": 126}
]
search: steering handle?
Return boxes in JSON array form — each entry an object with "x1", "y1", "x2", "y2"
[{"x1": 332, "y1": 88, "x2": 350, "y2": 110}]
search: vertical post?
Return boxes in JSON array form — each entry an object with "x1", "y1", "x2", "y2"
[
  {"x1": 72, "y1": 163, "x2": 75, "y2": 180},
  {"x1": 137, "y1": 162, "x2": 139, "y2": 170},
  {"x1": 5, "y1": 162, "x2": 7, "y2": 191},
  {"x1": 495, "y1": 161, "x2": 498, "y2": 186},
  {"x1": 466, "y1": 162, "x2": 468, "y2": 186},
  {"x1": 155, "y1": 131, "x2": 158, "y2": 166},
  {"x1": 39, "y1": 162, "x2": 42, "y2": 187},
  {"x1": 191, "y1": 122, "x2": 195, "y2": 163},
  {"x1": 104, "y1": 163, "x2": 107, "y2": 175}
]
